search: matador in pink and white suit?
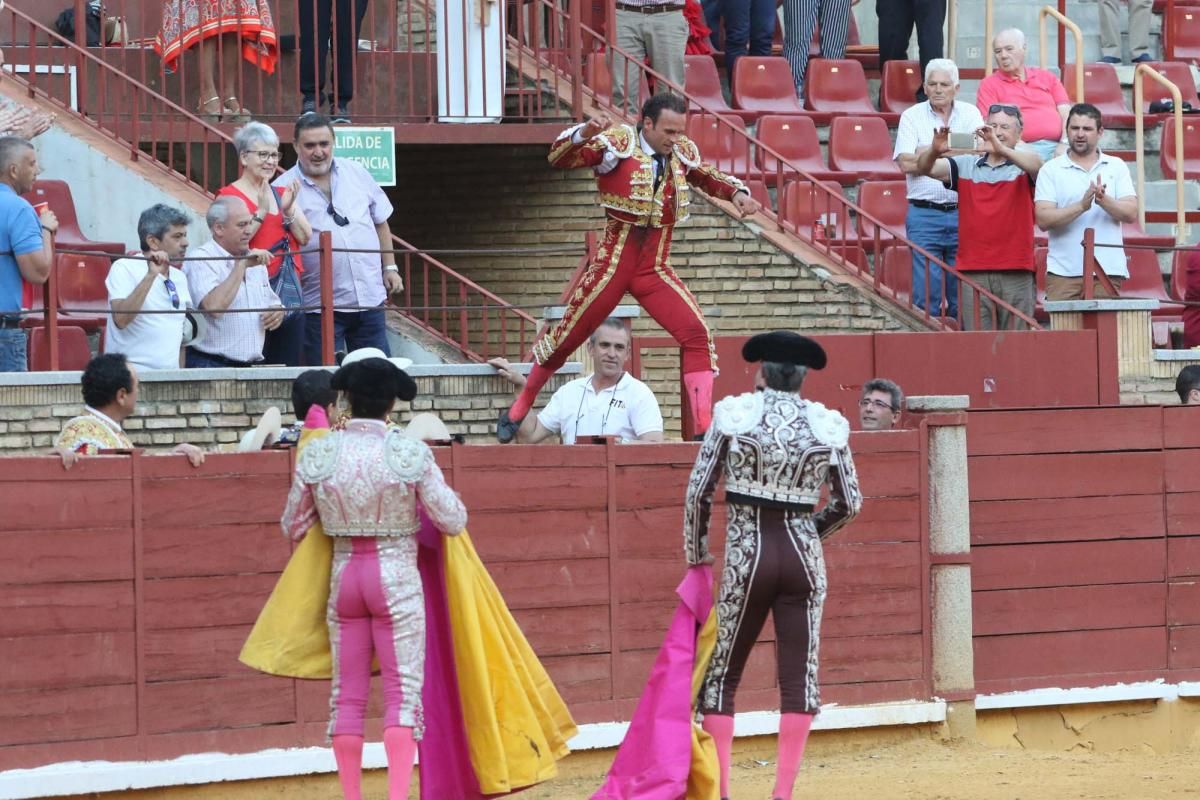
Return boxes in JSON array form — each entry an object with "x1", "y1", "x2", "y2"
[{"x1": 281, "y1": 419, "x2": 467, "y2": 744}]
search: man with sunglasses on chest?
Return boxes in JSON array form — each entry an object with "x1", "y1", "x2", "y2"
[
  {"x1": 105, "y1": 204, "x2": 196, "y2": 370},
  {"x1": 275, "y1": 112, "x2": 402, "y2": 366},
  {"x1": 488, "y1": 318, "x2": 664, "y2": 444}
]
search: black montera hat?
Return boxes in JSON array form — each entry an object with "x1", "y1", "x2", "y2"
[
  {"x1": 331, "y1": 358, "x2": 418, "y2": 403},
  {"x1": 741, "y1": 331, "x2": 827, "y2": 370}
]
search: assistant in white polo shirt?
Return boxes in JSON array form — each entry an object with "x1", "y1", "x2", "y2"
[
  {"x1": 1034, "y1": 103, "x2": 1138, "y2": 301},
  {"x1": 489, "y1": 318, "x2": 664, "y2": 444},
  {"x1": 105, "y1": 204, "x2": 194, "y2": 371}
]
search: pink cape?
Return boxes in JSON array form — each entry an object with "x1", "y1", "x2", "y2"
[
  {"x1": 416, "y1": 509, "x2": 484, "y2": 799},
  {"x1": 592, "y1": 565, "x2": 715, "y2": 800}
]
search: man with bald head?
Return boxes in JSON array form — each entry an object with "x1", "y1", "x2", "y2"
[
  {"x1": 183, "y1": 195, "x2": 284, "y2": 368},
  {"x1": 0, "y1": 136, "x2": 57, "y2": 372},
  {"x1": 975, "y1": 28, "x2": 1071, "y2": 162}
]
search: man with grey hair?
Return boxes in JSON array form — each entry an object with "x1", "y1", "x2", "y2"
[
  {"x1": 105, "y1": 204, "x2": 196, "y2": 370},
  {"x1": 0, "y1": 135, "x2": 57, "y2": 372},
  {"x1": 916, "y1": 105, "x2": 1042, "y2": 329},
  {"x1": 487, "y1": 317, "x2": 664, "y2": 444},
  {"x1": 893, "y1": 58, "x2": 984, "y2": 321},
  {"x1": 976, "y1": 28, "x2": 1071, "y2": 161},
  {"x1": 859, "y1": 378, "x2": 904, "y2": 430},
  {"x1": 182, "y1": 195, "x2": 284, "y2": 368}
]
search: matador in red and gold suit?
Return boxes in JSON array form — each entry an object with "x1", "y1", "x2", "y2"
[{"x1": 497, "y1": 94, "x2": 759, "y2": 443}]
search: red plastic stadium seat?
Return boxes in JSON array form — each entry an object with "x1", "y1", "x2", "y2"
[
  {"x1": 732, "y1": 57, "x2": 804, "y2": 120},
  {"x1": 755, "y1": 115, "x2": 856, "y2": 185},
  {"x1": 828, "y1": 116, "x2": 902, "y2": 180},
  {"x1": 881, "y1": 60, "x2": 922, "y2": 114},
  {"x1": 856, "y1": 180, "x2": 908, "y2": 242},
  {"x1": 1141, "y1": 62, "x2": 1200, "y2": 112},
  {"x1": 879, "y1": 244, "x2": 913, "y2": 301},
  {"x1": 1064, "y1": 62, "x2": 1136, "y2": 128},
  {"x1": 685, "y1": 55, "x2": 750, "y2": 123},
  {"x1": 55, "y1": 252, "x2": 110, "y2": 332},
  {"x1": 1122, "y1": 220, "x2": 1176, "y2": 250},
  {"x1": 779, "y1": 180, "x2": 846, "y2": 237},
  {"x1": 686, "y1": 114, "x2": 752, "y2": 176},
  {"x1": 27, "y1": 325, "x2": 92, "y2": 371},
  {"x1": 804, "y1": 59, "x2": 878, "y2": 117},
  {"x1": 1170, "y1": 248, "x2": 1191, "y2": 301},
  {"x1": 1160, "y1": 118, "x2": 1200, "y2": 180},
  {"x1": 1167, "y1": 7, "x2": 1200, "y2": 65},
  {"x1": 22, "y1": 180, "x2": 126, "y2": 256},
  {"x1": 1122, "y1": 249, "x2": 1174, "y2": 316}
]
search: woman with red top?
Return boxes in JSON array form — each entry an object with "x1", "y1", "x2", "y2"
[{"x1": 219, "y1": 121, "x2": 314, "y2": 366}]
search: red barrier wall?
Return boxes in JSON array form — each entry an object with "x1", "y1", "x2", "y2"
[
  {"x1": 635, "y1": 330, "x2": 1111, "y2": 437},
  {"x1": 968, "y1": 405, "x2": 1200, "y2": 694},
  {"x1": 0, "y1": 433, "x2": 926, "y2": 771}
]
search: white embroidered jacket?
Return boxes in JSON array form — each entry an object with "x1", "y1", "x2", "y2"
[
  {"x1": 683, "y1": 389, "x2": 863, "y2": 564},
  {"x1": 280, "y1": 418, "x2": 467, "y2": 540}
]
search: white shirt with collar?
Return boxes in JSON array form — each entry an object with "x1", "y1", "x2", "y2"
[
  {"x1": 105, "y1": 258, "x2": 193, "y2": 371},
  {"x1": 183, "y1": 239, "x2": 282, "y2": 363},
  {"x1": 537, "y1": 371, "x2": 663, "y2": 444},
  {"x1": 893, "y1": 100, "x2": 986, "y2": 204},
  {"x1": 1034, "y1": 150, "x2": 1135, "y2": 278}
]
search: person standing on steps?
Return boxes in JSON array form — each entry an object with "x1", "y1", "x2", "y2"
[{"x1": 497, "y1": 93, "x2": 758, "y2": 444}]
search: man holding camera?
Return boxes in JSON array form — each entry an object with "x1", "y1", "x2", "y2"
[
  {"x1": 893, "y1": 57, "x2": 984, "y2": 321},
  {"x1": 915, "y1": 104, "x2": 1043, "y2": 330}
]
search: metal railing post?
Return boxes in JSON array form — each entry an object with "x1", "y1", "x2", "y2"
[
  {"x1": 568, "y1": 0, "x2": 584, "y2": 119},
  {"x1": 1133, "y1": 64, "x2": 1187, "y2": 243},
  {"x1": 45, "y1": 243, "x2": 59, "y2": 371},
  {"x1": 1083, "y1": 226, "x2": 1096, "y2": 300},
  {"x1": 1038, "y1": 6, "x2": 1083, "y2": 103},
  {"x1": 320, "y1": 231, "x2": 335, "y2": 366}
]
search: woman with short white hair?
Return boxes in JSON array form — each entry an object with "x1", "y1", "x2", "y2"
[{"x1": 218, "y1": 121, "x2": 313, "y2": 365}]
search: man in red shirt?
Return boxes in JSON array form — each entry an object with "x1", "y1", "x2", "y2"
[
  {"x1": 916, "y1": 105, "x2": 1043, "y2": 330},
  {"x1": 975, "y1": 28, "x2": 1070, "y2": 162}
]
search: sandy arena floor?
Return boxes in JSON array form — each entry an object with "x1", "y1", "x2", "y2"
[
  {"x1": 517, "y1": 738, "x2": 1200, "y2": 800},
  {"x1": 94, "y1": 736, "x2": 1200, "y2": 799}
]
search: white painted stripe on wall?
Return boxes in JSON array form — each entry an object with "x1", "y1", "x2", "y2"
[
  {"x1": 0, "y1": 700, "x2": 945, "y2": 799},
  {"x1": 975, "y1": 680, "x2": 1182, "y2": 710}
]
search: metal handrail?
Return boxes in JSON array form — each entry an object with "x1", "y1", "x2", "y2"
[
  {"x1": 1133, "y1": 65, "x2": 1187, "y2": 243},
  {"x1": 1038, "y1": 6, "x2": 1083, "y2": 103},
  {"x1": 535, "y1": 1, "x2": 1041, "y2": 331}
]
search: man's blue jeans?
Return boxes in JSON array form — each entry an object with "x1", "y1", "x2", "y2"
[
  {"x1": 0, "y1": 327, "x2": 27, "y2": 372},
  {"x1": 906, "y1": 204, "x2": 960, "y2": 319},
  {"x1": 722, "y1": 0, "x2": 777, "y2": 77},
  {"x1": 303, "y1": 308, "x2": 390, "y2": 366}
]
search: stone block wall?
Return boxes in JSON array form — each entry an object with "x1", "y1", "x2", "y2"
[{"x1": 0, "y1": 367, "x2": 577, "y2": 455}]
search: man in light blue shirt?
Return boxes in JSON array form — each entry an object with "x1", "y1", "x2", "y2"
[{"x1": 0, "y1": 136, "x2": 58, "y2": 372}]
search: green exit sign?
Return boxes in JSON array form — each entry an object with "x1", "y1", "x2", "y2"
[{"x1": 334, "y1": 127, "x2": 396, "y2": 186}]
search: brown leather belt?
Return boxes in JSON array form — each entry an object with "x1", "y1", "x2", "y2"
[{"x1": 615, "y1": 2, "x2": 683, "y2": 12}]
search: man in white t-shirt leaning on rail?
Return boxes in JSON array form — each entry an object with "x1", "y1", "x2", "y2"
[
  {"x1": 105, "y1": 204, "x2": 195, "y2": 371},
  {"x1": 489, "y1": 317, "x2": 665, "y2": 445}
]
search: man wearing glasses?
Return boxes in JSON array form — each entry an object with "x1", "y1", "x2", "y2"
[
  {"x1": 858, "y1": 378, "x2": 903, "y2": 431},
  {"x1": 105, "y1": 204, "x2": 196, "y2": 371},
  {"x1": 275, "y1": 112, "x2": 402, "y2": 366},
  {"x1": 893, "y1": 58, "x2": 984, "y2": 321}
]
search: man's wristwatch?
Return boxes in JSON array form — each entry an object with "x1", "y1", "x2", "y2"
[
  {"x1": 383, "y1": 265, "x2": 399, "y2": 273},
  {"x1": 251, "y1": 213, "x2": 264, "y2": 224}
]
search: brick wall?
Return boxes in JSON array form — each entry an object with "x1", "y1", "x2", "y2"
[
  {"x1": 389, "y1": 143, "x2": 918, "y2": 431},
  {"x1": 0, "y1": 370, "x2": 575, "y2": 455}
]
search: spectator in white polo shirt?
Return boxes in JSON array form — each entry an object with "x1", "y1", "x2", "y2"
[
  {"x1": 488, "y1": 318, "x2": 664, "y2": 444},
  {"x1": 1034, "y1": 103, "x2": 1138, "y2": 301},
  {"x1": 105, "y1": 204, "x2": 195, "y2": 371},
  {"x1": 183, "y1": 196, "x2": 285, "y2": 368}
]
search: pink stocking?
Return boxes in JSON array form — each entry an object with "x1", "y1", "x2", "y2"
[
  {"x1": 383, "y1": 726, "x2": 417, "y2": 800},
  {"x1": 683, "y1": 370, "x2": 715, "y2": 434},
  {"x1": 772, "y1": 712, "x2": 815, "y2": 800},
  {"x1": 509, "y1": 363, "x2": 556, "y2": 421},
  {"x1": 702, "y1": 713, "x2": 734, "y2": 798},
  {"x1": 331, "y1": 734, "x2": 364, "y2": 800}
]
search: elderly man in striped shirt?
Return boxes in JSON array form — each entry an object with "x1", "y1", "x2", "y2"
[{"x1": 183, "y1": 195, "x2": 285, "y2": 368}]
